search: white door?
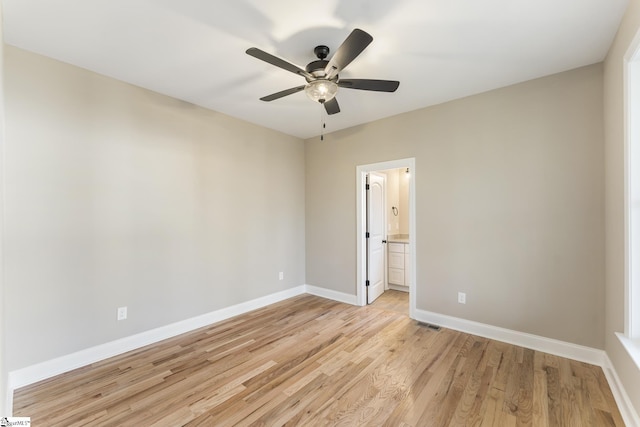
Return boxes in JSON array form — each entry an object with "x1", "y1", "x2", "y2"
[{"x1": 367, "y1": 172, "x2": 386, "y2": 304}]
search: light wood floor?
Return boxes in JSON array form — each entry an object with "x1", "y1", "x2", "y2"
[
  {"x1": 14, "y1": 292, "x2": 624, "y2": 426},
  {"x1": 371, "y1": 289, "x2": 410, "y2": 315}
]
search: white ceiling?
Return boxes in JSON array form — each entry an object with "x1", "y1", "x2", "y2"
[{"x1": 2, "y1": 0, "x2": 629, "y2": 139}]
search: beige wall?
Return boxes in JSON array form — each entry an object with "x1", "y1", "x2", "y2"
[
  {"x1": 604, "y1": 0, "x2": 640, "y2": 414},
  {"x1": 3, "y1": 46, "x2": 306, "y2": 371},
  {"x1": 306, "y1": 64, "x2": 605, "y2": 348}
]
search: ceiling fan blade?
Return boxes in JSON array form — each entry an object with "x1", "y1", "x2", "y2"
[
  {"x1": 325, "y1": 29, "x2": 373, "y2": 79},
  {"x1": 246, "y1": 47, "x2": 313, "y2": 80},
  {"x1": 338, "y1": 79, "x2": 400, "y2": 92},
  {"x1": 324, "y1": 98, "x2": 340, "y2": 115},
  {"x1": 260, "y1": 85, "x2": 306, "y2": 102}
]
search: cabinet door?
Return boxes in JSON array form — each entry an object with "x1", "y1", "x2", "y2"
[
  {"x1": 388, "y1": 268, "x2": 404, "y2": 285},
  {"x1": 388, "y1": 243, "x2": 404, "y2": 253},
  {"x1": 389, "y1": 252, "x2": 404, "y2": 269}
]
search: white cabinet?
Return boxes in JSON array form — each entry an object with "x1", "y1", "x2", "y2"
[{"x1": 388, "y1": 242, "x2": 409, "y2": 288}]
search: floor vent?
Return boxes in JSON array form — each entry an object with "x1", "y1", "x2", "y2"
[{"x1": 418, "y1": 322, "x2": 441, "y2": 331}]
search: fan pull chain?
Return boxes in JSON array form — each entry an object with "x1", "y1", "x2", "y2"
[{"x1": 320, "y1": 105, "x2": 326, "y2": 141}]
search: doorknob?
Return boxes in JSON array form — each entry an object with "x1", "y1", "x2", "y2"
[{"x1": 382, "y1": 240, "x2": 387, "y2": 244}]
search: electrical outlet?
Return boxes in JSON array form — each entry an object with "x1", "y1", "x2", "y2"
[
  {"x1": 458, "y1": 292, "x2": 466, "y2": 304},
  {"x1": 279, "y1": 272, "x2": 284, "y2": 280},
  {"x1": 117, "y1": 306, "x2": 127, "y2": 320}
]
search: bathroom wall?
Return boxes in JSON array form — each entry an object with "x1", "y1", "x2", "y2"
[
  {"x1": 384, "y1": 168, "x2": 409, "y2": 237},
  {"x1": 384, "y1": 169, "x2": 400, "y2": 235}
]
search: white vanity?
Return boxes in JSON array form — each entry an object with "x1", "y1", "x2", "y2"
[{"x1": 387, "y1": 235, "x2": 410, "y2": 291}]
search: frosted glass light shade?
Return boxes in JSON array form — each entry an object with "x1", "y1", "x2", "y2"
[{"x1": 305, "y1": 79, "x2": 338, "y2": 103}]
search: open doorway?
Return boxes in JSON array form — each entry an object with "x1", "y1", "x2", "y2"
[{"x1": 356, "y1": 158, "x2": 416, "y2": 318}]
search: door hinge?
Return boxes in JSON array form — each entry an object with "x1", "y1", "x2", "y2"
[
  {"x1": 366, "y1": 184, "x2": 370, "y2": 190},
  {"x1": 366, "y1": 232, "x2": 370, "y2": 238},
  {"x1": 365, "y1": 280, "x2": 370, "y2": 287}
]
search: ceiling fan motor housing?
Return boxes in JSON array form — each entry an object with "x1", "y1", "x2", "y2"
[
  {"x1": 305, "y1": 60, "x2": 333, "y2": 80},
  {"x1": 306, "y1": 46, "x2": 336, "y2": 81}
]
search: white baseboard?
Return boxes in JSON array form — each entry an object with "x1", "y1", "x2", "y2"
[
  {"x1": 413, "y1": 308, "x2": 606, "y2": 366},
  {"x1": 602, "y1": 353, "x2": 640, "y2": 427},
  {"x1": 304, "y1": 284, "x2": 358, "y2": 305},
  {"x1": 6, "y1": 285, "x2": 307, "y2": 413}
]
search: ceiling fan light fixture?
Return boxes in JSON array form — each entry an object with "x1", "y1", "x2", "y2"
[{"x1": 304, "y1": 79, "x2": 338, "y2": 103}]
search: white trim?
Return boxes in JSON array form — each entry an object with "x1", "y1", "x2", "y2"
[
  {"x1": 413, "y1": 308, "x2": 606, "y2": 365},
  {"x1": 616, "y1": 332, "x2": 640, "y2": 371},
  {"x1": 356, "y1": 158, "x2": 416, "y2": 316},
  {"x1": 304, "y1": 284, "x2": 358, "y2": 306},
  {"x1": 6, "y1": 285, "x2": 307, "y2": 409},
  {"x1": 603, "y1": 350, "x2": 640, "y2": 427},
  {"x1": 612, "y1": 26, "x2": 640, "y2": 427},
  {"x1": 356, "y1": 169, "x2": 367, "y2": 306},
  {"x1": 623, "y1": 26, "x2": 640, "y2": 341}
]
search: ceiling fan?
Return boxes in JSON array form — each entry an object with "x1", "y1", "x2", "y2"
[{"x1": 246, "y1": 29, "x2": 399, "y2": 115}]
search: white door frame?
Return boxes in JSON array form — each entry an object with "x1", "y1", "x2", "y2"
[{"x1": 356, "y1": 158, "x2": 416, "y2": 318}]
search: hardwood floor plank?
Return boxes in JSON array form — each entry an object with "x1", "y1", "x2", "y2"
[
  {"x1": 13, "y1": 293, "x2": 625, "y2": 426},
  {"x1": 532, "y1": 351, "x2": 550, "y2": 427},
  {"x1": 545, "y1": 364, "x2": 564, "y2": 426}
]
